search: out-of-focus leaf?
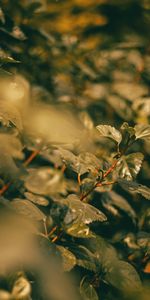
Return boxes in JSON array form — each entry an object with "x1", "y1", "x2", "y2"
[
  {"x1": 88, "y1": 236, "x2": 118, "y2": 270},
  {"x1": 118, "y1": 179, "x2": 150, "y2": 200},
  {"x1": 118, "y1": 152, "x2": 144, "y2": 180},
  {"x1": 0, "y1": 102, "x2": 23, "y2": 132},
  {"x1": 57, "y1": 245, "x2": 76, "y2": 272},
  {"x1": 134, "y1": 124, "x2": 150, "y2": 141},
  {"x1": 80, "y1": 276, "x2": 98, "y2": 300},
  {"x1": 112, "y1": 82, "x2": 148, "y2": 102},
  {"x1": 24, "y1": 192, "x2": 49, "y2": 206},
  {"x1": 0, "y1": 8, "x2": 5, "y2": 24},
  {"x1": 0, "y1": 49, "x2": 20, "y2": 64},
  {"x1": 0, "y1": 290, "x2": 11, "y2": 300},
  {"x1": 137, "y1": 232, "x2": 150, "y2": 255},
  {"x1": 25, "y1": 167, "x2": 66, "y2": 196},
  {"x1": 96, "y1": 125, "x2": 122, "y2": 144},
  {"x1": 11, "y1": 272, "x2": 31, "y2": 300},
  {"x1": 104, "y1": 260, "x2": 141, "y2": 292},
  {"x1": 11, "y1": 199, "x2": 46, "y2": 221},
  {"x1": 107, "y1": 95, "x2": 132, "y2": 120},
  {"x1": 0, "y1": 134, "x2": 24, "y2": 179},
  {"x1": 101, "y1": 191, "x2": 136, "y2": 221}
]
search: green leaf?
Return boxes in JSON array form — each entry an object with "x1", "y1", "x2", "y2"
[
  {"x1": 24, "y1": 192, "x2": 49, "y2": 206},
  {"x1": 118, "y1": 152, "x2": 144, "y2": 180},
  {"x1": 69, "y1": 245, "x2": 97, "y2": 272},
  {"x1": 80, "y1": 277, "x2": 99, "y2": 300},
  {"x1": 88, "y1": 236, "x2": 118, "y2": 270},
  {"x1": 57, "y1": 245, "x2": 76, "y2": 272},
  {"x1": 64, "y1": 194, "x2": 107, "y2": 225},
  {"x1": 118, "y1": 180, "x2": 150, "y2": 200},
  {"x1": 11, "y1": 199, "x2": 46, "y2": 221},
  {"x1": 104, "y1": 260, "x2": 141, "y2": 292},
  {"x1": 134, "y1": 124, "x2": 150, "y2": 141},
  {"x1": 66, "y1": 222, "x2": 94, "y2": 238},
  {"x1": 96, "y1": 125, "x2": 122, "y2": 144},
  {"x1": 101, "y1": 191, "x2": 136, "y2": 221}
]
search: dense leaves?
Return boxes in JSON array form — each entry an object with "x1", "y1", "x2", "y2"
[{"x1": 0, "y1": 1, "x2": 150, "y2": 300}]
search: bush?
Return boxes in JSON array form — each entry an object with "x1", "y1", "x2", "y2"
[{"x1": 0, "y1": 1, "x2": 150, "y2": 299}]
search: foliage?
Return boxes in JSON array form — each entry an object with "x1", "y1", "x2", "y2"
[{"x1": 0, "y1": 0, "x2": 150, "y2": 300}]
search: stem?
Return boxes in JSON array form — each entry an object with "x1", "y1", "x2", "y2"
[
  {"x1": 80, "y1": 159, "x2": 118, "y2": 201},
  {"x1": 24, "y1": 149, "x2": 40, "y2": 166},
  {"x1": 103, "y1": 159, "x2": 118, "y2": 178},
  {"x1": 0, "y1": 182, "x2": 11, "y2": 196}
]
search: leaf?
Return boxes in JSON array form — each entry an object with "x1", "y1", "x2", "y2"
[
  {"x1": 11, "y1": 272, "x2": 31, "y2": 300},
  {"x1": 57, "y1": 245, "x2": 76, "y2": 272},
  {"x1": 0, "y1": 290, "x2": 11, "y2": 300},
  {"x1": 80, "y1": 277, "x2": 98, "y2": 300},
  {"x1": 119, "y1": 122, "x2": 136, "y2": 151},
  {"x1": 134, "y1": 124, "x2": 150, "y2": 141},
  {"x1": 64, "y1": 194, "x2": 107, "y2": 225},
  {"x1": 24, "y1": 192, "x2": 49, "y2": 206},
  {"x1": 0, "y1": 49, "x2": 20, "y2": 64},
  {"x1": 0, "y1": 134, "x2": 24, "y2": 180},
  {"x1": 69, "y1": 244, "x2": 97, "y2": 272},
  {"x1": 137, "y1": 232, "x2": 150, "y2": 255},
  {"x1": 66, "y1": 222, "x2": 94, "y2": 238},
  {"x1": 25, "y1": 167, "x2": 66, "y2": 196},
  {"x1": 11, "y1": 199, "x2": 46, "y2": 221},
  {"x1": 118, "y1": 180, "x2": 150, "y2": 200},
  {"x1": 118, "y1": 152, "x2": 144, "y2": 180},
  {"x1": 101, "y1": 191, "x2": 136, "y2": 221},
  {"x1": 59, "y1": 149, "x2": 91, "y2": 176},
  {"x1": 96, "y1": 125, "x2": 122, "y2": 144},
  {"x1": 107, "y1": 95, "x2": 132, "y2": 120},
  {"x1": 104, "y1": 260, "x2": 141, "y2": 292},
  {"x1": 0, "y1": 102, "x2": 23, "y2": 132},
  {"x1": 0, "y1": 8, "x2": 5, "y2": 24}
]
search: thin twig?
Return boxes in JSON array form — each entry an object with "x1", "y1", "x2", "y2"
[{"x1": 80, "y1": 159, "x2": 119, "y2": 201}]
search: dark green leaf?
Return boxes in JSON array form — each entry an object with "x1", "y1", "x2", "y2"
[
  {"x1": 69, "y1": 244, "x2": 97, "y2": 272},
  {"x1": 118, "y1": 180, "x2": 150, "y2": 200},
  {"x1": 80, "y1": 277, "x2": 98, "y2": 300},
  {"x1": 64, "y1": 194, "x2": 107, "y2": 224},
  {"x1": 101, "y1": 191, "x2": 136, "y2": 221},
  {"x1": 104, "y1": 260, "x2": 141, "y2": 292},
  {"x1": 57, "y1": 245, "x2": 76, "y2": 271}
]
